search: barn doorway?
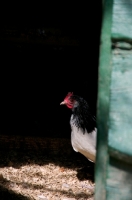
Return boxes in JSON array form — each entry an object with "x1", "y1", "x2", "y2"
[{"x1": 0, "y1": 2, "x2": 102, "y2": 138}]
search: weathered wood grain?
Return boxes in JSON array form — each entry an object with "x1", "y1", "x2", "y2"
[
  {"x1": 106, "y1": 157, "x2": 132, "y2": 200},
  {"x1": 108, "y1": 49, "x2": 132, "y2": 160},
  {"x1": 107, "y1": 0, "x2": 132, "y2": 199},
  {"x1": 112, "y1": 0, "x2": 132, "y2": 40}
]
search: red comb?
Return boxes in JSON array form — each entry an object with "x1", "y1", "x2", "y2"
[{"x1": 64, "y1": 92, "x2": 73, "y2": 100}]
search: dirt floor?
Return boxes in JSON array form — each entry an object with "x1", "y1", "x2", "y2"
[{"x1": 0, "y1": 137, "x2": 95, "y2": 200}]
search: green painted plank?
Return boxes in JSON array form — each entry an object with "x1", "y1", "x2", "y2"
[
  {"x1": 106, "y1": 158, "x2": 132, "y2": 200},
  {"x1": 108, "y1": 49, "x2": 132, "y2": 161},
  {"x1": 96, "y1": 0, "x2": 132, "y2": 199},
  {"x1": 106, "y1": 0, "x2": 132, "y2": 199},
  {"x1": 108, "y1": 0, "x2": 132, "y2": 162},
  {"x1": 112, "y1": 0, "x2": 132, "y2": 40},
  {"x1": 95, "y1": 0, "x2": 113, "y2": 199}
]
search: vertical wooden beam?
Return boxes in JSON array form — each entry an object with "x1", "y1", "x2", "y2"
[{"x1": 95, "y1": 0, "x2": 113, "y2": 199}]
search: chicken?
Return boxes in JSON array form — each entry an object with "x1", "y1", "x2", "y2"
[{"x1": 60, "y1": 92, "x2": 97, "y2": 163}]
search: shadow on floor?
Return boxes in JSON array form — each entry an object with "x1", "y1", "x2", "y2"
[
  {"x1": 0, "y1": 183, "x2": 29, "y2": 200},
  {"x1": 0, "y1": 136, "x2": 95, "y2": 199}
]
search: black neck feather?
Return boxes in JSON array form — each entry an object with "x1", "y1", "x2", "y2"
[{"x1": 71, "y1": 95, "x2": 96, "y2": 133}]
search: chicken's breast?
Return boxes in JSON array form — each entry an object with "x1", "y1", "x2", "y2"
[{"x1": 70, "y1": 115, "x2": 97, "y2": 162}]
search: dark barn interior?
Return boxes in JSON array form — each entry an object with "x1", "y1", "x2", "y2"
[
  {"x1": 0, "y1": 2, "x2": 102, "y2": 138},
  {"x1": 0, "y1": 2, "x2": 102, "y2": 200}
]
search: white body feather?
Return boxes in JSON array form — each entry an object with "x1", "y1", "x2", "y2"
[{"x1": 70, "y1": 114, "x2": 97, "y2": 163}]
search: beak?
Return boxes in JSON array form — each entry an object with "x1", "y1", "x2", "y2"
[{"x1": 60, "y1": 101, "x2": 65, "y2": 105}]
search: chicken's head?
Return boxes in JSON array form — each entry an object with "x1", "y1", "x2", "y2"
[{"x1": 60, "y1": 92, "x2": 75, "y2": 109}]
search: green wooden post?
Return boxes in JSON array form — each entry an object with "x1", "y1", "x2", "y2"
[
  {"x1": 95, "y1": 0, "x2": 132, "y2": 199},
  {"x1": 95, "y1": 0, "x2": 113, "y2": 199}
]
